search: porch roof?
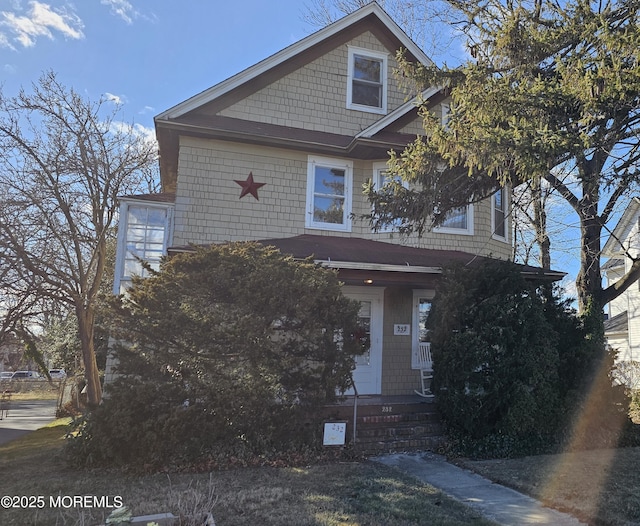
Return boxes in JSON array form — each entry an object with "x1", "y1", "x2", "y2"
[{"x1": 256, "y1": 235, "x2": 564, "y2": 281}]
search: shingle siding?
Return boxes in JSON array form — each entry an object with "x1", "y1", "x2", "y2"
[
  {"x1": 219, "y1": 32, "x2": 412, "y2": 136},
  {"x1": 381, "y1": 288, "x2": 417, "y2": 395},
  {"x1": 173, "y1": 136, "x2": 512, "y2": 260}
]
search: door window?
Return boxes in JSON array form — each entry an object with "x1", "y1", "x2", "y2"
[{"x1": 355, "y1": 301, "x2": 371, "y2": 366}]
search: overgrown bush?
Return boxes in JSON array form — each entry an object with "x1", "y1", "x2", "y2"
[
  {"x1": 430, "y1": 260, "x2": 631, "y2": 458},
  {"x1": 67, "y1": 243, "x2": 365, "y2": 469}
]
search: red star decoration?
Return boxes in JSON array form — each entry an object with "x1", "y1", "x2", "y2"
[{"x1": 234, "y1": 172, "x2": 266, "y2": 200}]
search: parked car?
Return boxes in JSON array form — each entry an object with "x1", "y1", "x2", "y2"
[
  {"x1": 10, "y1": 370, "x2": 42, "y2": 379},
  {"x1": 48, "y1": 369, "x2": 66, "y2": 379},
  {"x1": 0, "y1": 372, "x2": 13, "y2": 381}
]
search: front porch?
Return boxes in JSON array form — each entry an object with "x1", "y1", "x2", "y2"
[{"x1": 324, "y1": 394, "x2": 444, "y2": 455}]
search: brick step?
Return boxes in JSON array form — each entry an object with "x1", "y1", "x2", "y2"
[
  {"x1": 326, "y1": 401, "x2": 436, "y2": 419},
  {"x1": 356, "y1": 412, "x2": 441, "y2": 426},
  {"x1": 356, "y1": 421, "x2": 444, "y2": 439},
  {"x1": 323, "y1": 396, "x2": 445, "y2": 454},
  {"x1": 355, "y1": 435, "x2": 446, "y2": 455}
]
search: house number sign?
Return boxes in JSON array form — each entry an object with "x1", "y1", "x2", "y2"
[{"x1": 394, "y1": 324, "x2": 410, "y2": 335}]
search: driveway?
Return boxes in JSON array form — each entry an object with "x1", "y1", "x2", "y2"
[{"x1": 0, "y1": 399, "x2": 58, "y2": 446}]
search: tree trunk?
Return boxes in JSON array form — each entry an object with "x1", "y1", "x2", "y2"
[
  {"x1": 532, "y1": 181, "x2": 551, "y2": 270},
  {"x1": 76, "y1": 303, "x2": 102, "y2": 407},
  {"x1": 575, "y1": 207, "x2": 604, "y2": 316}
]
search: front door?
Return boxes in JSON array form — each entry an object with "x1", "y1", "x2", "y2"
[{"x1": 343, "y1": 287, "x2": 384, "y2": 395}]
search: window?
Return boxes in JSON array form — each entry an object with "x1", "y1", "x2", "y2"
[
  {"x1": 306, "y1": 156, "x2": 353, "y2": 231},
  {"x1": 492, "y1": 188, "x2": 507, "y2": 240},
  {"x1": 372, "y1": 162, "x2": 408, "y2": 232},
  {"x1": 355, "y1": 300, "x2": 372, "y2": 367},
  {"x1": 347, "y1": 47, "x2": 387, "y2": 114},
  {"x1": 412, "y1": 291, "x2": 434, "y2": 369},
  {"x1": 114, "y1": 200, "x2": 173, "y2": 294},
  {"x1": 435, "y1": 205, "x2": 474, "y2": 235},
  {"x1": 124, "y1": 206, "x2": 168, "y2": 278},
  {"x1": 441, "y1": 102, "x2": 450, "y2": 128}
]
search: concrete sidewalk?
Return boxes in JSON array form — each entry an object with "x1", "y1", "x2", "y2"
[
  {"x1": 372, "y1": 452, "x2": 586, "y2": 526},
  {"x1": 0, "y1": 399, "x2": 58, "y2": 446}
]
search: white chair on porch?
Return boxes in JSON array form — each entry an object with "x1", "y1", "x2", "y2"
[{"x1": 414, "y1": 342, "x2": 434, "y2": 398}]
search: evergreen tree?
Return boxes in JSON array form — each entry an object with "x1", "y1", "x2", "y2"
[{"x1": 367, "y1": 0, "x2": 640, "y2": 320}]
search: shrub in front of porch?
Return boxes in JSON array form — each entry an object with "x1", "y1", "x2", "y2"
[
  {"x1": 429, "y1": 261, "x2": 627, "y2": 458},
  {"x1": 67, "y1": 243, "x2": 366, "y2": 469}
]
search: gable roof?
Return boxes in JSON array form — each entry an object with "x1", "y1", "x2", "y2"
[
  {"x1": 156, "y1": 3, "x2": 433, "y2": 121},
  {"x1": 603, "y1": 197, "x2": 640, "y2": 257},
  {"x1": 154, "y1": 2, "x2": 444, "y2": 192}
]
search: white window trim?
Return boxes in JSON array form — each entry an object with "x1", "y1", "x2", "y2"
[
  {"x1": 305, "y1": 155, "x2": 353, "y2": 232},
  {"x1": 492, "y1": 188, "x2": 508, "y2": 242},
  {"x1": 412, "y1": 290, "x2": 435, "y2": 369},
  {"x1": 434, "y1": 204, "x2": 474, "y2": 236},
  {"x1": 113, "y1": 199, "x2": 174, "y2": 295},
  {"x1": 372, "y1": 161, "x2": 408, "y2": 233},
  {"x1": 347, "y1": 46, "x2": 388, "y2": 115},
  {"x1": 441, "y1": 102, "x2": 450, "y2": 129}
]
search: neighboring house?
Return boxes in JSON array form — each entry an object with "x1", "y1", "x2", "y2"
[
  {"x1": 110, "y1": 3, "x2": 560, "y2": 395},
  {"x1": 603, "y1": 197, "x2": 640, "y2": 385}
]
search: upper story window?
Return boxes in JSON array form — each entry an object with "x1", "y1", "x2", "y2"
[
  {"x1": 372, "y1": 162, "x2": 408, "y2": 232},
  {"x1": 492, "y1": 188, "x2": 507, "y2": 240},
  {"x1": 113, "y1": 199, "x2": 174, "y2": 295},
  {"x1": 347, "y1": 46, "x2": 387, "y2": 114},
  {"x1": 441, "y1": 102, "x2": 451, "y2": 128},
  {"x1": 306, "y1": 156, "x2": 353, "y2": 232},
  {"x1": 435, "y1": 205, "x2": 474, "y2": 235}
]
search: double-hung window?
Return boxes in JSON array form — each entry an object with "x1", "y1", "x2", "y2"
[
  {"x1": 372, "y1": 162, "x2": 408, "y2": 232},
  {"x1": 492, "y1": 188, "x2": 507, "y2": 240},
  {"x1": 436, "y1": 205, "x2": 474, "y2": 235},
  {"x1": 347, "y1": 47, "x2": 387, "y2": 114},
  {"x1": 306, "y1": 156, "x2": 353, "y2": 231}
]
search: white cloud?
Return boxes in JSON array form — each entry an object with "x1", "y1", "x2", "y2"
[
  {"x1": 138, "y1": 105, "x2": 155, "y2": 115},
  {"x1": 110, "y1": 121, "x2": 157, "y2": 147},
  {"x1": 100, "y1": 0, "x2": 137, "y2": 25},
  {"x1": 0, "y1": 1, "x2": 84, "y2": 49},
  {"x1": 3, "y1": 64, "x2": 16, "y2": 74},
  {"x1": 0, "y1": 31, "x2": 11, "y2": 49},
  {"x1": 104, "y1": 92, "x2": 125, "y2": 105}
]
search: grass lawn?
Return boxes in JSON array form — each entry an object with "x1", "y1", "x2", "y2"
[
  {"x1": 6, "y1": 406, "x2": 640, "y2": 526},
  {"x1": 458, "y1": 447, "x2": 640, "y2": 526},
  {"x1": 0, "y1": 421, "x2": 497, "y2": 526}
]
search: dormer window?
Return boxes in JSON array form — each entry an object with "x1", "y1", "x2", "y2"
[{"x1": 347, "y1": 47, "x2": 387, "y2": 114}]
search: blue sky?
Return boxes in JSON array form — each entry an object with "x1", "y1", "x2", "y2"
[
  {"x1": 0, "y1": 0, "x2": 584, "y2": 294},
  {"x1": 0, "y1": 0, "x2": 310, "y2": 131}
]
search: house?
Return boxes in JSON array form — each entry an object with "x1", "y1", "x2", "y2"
[
  {"x1": 110, "y1": 3, "x2": 561, "y2": 399},
  {"x1": 603, "y1": 197, "x2": 640, "y2": 386}
]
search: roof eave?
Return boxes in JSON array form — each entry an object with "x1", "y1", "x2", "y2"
[{"x1": 155, "y1": 118, "x2": 413, "y2": 157}]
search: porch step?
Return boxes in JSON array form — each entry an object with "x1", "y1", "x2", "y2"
[{"x1": 323, "y1": 396, "x2": 445, "y2": 455}]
